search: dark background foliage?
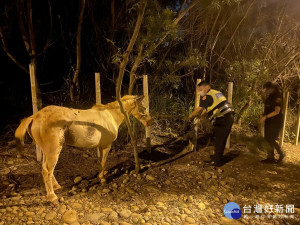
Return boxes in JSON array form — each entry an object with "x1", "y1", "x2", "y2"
[{"x1": 0, "y1": 0, "x2": 299, "y2": 139}]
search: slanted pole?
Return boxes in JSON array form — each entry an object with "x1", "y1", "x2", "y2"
[
  {"x1": 143, "y1": 75, "x2": 151, "y2": 153},
  {"x1": 95, "y1": 72, "x2": 101, "y2": 157},
  {"x1": 279, "y1": 91, "x2": 289, "y2": 146},
  {"x1": 295, "y1": 103, "x2": 300, "y2": 145},
  {"x1": 194, "y1": 79, "x2": 201, "y2": 109},
  {"x1": 226, "y1": 82, "x2": 233, "y2": 149},
  {"x1": 193, "y1": 79, "x2": 201, "y2": 151},
  {"x1": 29, "y1": 63, "x2": 42, "y2": 161}
]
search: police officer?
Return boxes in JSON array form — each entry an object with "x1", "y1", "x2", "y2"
[
  {"x1": 189, "y1": 81, "x2": 234, "y2": 166},
  {"x1": 260, "y1": 82, "x2": 284, "y2": 163}
]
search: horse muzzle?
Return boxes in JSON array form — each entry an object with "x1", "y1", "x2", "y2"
[{"x1": 140, "y1": 114, "x2": 152, "y2": 127}]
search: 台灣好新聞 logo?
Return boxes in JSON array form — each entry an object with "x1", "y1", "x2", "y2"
[{"x1": 223, "y1": 202, "x2": 242, "y2": 219}]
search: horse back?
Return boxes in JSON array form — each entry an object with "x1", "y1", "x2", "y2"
[{"x1": 32, "y1": 105, "x2": 118, "y2": 149}]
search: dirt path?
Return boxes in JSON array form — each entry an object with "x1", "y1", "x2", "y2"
[{"x1": 0, "y1": 137, "x2": 299, "y2": 225}]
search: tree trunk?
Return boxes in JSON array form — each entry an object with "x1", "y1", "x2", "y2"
[
  {"x1": 70, "y1": 0, "x2": 86, "y2": 101},
  {"x1": 27, "y1": 0, "x2": 42, "y2": 109},
  {"x1": 116, "y1": 0, "x2": 147, "y2": 173},
  {"x1": 129, "y1": 44, "x2": 143, "y2": 95},
  {"x1": 0, "y1": 26, "x2": 29, "y2": 74}
]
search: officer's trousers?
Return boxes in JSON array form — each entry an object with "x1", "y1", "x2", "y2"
[
  {"x1": 212, "y1": 112, "x2": 234, "y2": 163},
  {"x1": 264, "y1": 119, "x2": 284, "y2": 159}
]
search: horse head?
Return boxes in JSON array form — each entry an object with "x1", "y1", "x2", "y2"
[{"x1": 131, "y1": 95, "x2": 152, "y2": 127}]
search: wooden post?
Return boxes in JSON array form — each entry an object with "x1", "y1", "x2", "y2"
[
  {"x1": 95, "y1": 72, "x2": 101, "y2": 104},
  {"x1": 279, "y1": 91, "x2": 289, "y2": 146},
  {"x1": 226, "y1": 82, "x2": 233, "y2": 149},
  {"x1": 194, "y1": 79, "x2": 201, "y2": 109},
  {"x1": 29, "y1": 63, "x2": 42, "y2": 161},
  {"x1": 260, "y1": 123, "x2": 265, "y2": 138},
  {"x1": 95, "y1": 72, "x2": 101, "y2": 157},
  {"x1": 192, "y1": 79, "x2": 201, "y2": 151},
  {"x1": 295, "y1": 103, "x2": 300, "y2": 145},
  {"x1": 143, "y1": 75, "x2": 151, "y2": 153}
]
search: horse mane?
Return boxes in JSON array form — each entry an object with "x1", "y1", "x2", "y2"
[{"x1": 91, "y1": 95, "x2": 136, "y2": 111}]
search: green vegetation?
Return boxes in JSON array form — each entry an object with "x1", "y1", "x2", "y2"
[{"x1": 1, "y1": 0, "x2": 299, "y2": 141}]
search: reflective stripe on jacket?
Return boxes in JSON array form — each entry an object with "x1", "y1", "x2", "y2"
[{"x1": 205, "y1": 89, "x2": 233, "y2": 124}]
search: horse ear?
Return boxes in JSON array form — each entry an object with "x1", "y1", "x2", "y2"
[{"x1": 136, "y1": 95, "x2": 144, "y2": 102}]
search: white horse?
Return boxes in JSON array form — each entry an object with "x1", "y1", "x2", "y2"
[{"x1": 15, "y1": 95, "x2": 151, "y2": 203}]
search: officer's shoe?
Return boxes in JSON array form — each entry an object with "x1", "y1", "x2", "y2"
[
  {"x1": 277, "y1": 154, "x2": 285, "y2": 163},
  {"x1": 261, "y1": 158, "x2": 276, "y2": 163},
  {"x1": 204, "y1": 159, "x2": 223, "y2": 167},
  {"x1": 204, "y1": 159, "x2": 214, "y2": 164},
  {"x1": 210, "y1": 161, "x2": 223, "y2": 167}
]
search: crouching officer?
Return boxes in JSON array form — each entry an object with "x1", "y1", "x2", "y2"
[{"x1": 189, "y1": 80, "x2": 234, "y2": 166}]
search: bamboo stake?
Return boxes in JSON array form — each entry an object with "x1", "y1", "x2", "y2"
[
  {"x1": 143, "y1": 75, "x2": 151, "y2": 153},
  {"x1": 295, "y1": 103, "x2": 300, "y2": 145},
  {"x1": 192, "y1": 79, "x2": 201, "y2": 151},
  {"x1": 29, "y1": 63, "x2": 42, "y2": 161},
  {"x1": 95, "y1": 72, "x2": 101, "y2": 157},
  {"x1": 194, "y1": 79, "x2": 202, "y2": 109},
  {"x1": 226, "y1": 82, "x2": 233, "y2": 149},
  {"x1": 279, "y1": 91, "x2": 289, "y2": 146},
  {"x1": 95, "y1": 72, "x2": 101, "y2": 104}
]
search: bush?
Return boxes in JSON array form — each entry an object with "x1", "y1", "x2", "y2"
[{"x1": 283, "y1": 108, "x2": 299, "y2": 143}]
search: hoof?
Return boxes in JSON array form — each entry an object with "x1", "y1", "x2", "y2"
[
  {"x1": 48, "y1": 193, "x2": 58, "y2": 204},
  {"x1": 100, "y1": 178, "x2": 106, "y2": 184},
  {"x1": 53, "y1": 184, "x2": 62, "y2": 191},
  {"x1": 50, "y1": 199, "x2": 59, "y2": 206}
]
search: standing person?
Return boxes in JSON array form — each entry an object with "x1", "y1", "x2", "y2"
[
  {"x1": 188, "y1": 81, "x2": 234, "y2": 166},
  {"x1": 260, "y1": 82, "x2": 285, "y2": 163}
]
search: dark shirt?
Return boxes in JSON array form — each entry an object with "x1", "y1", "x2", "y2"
[
  {"x1": 199, "y1": 95, "x2": 213, "y2": 109},
  {"x1": 264, "y1": 92, "x2": 283, "y2": 123}
]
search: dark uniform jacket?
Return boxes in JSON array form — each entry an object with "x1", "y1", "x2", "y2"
[
  {"x1": 264, "y1": 92, "x2": 283, "y2": 124},
  {"x1": 199, "y1": 89, "x2": 233, "y2": 124}
]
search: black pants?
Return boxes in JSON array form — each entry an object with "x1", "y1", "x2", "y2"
[
  {"x1": 264, "y1": 119, "x2": 284, "y2": 159},
  {"x1": 212, "y1": 112, "x2": 234, "y2": 163}
]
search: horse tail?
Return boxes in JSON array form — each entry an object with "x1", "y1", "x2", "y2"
[{"x1": 15, "y1": 116, "x2": 33, "y2": 152}]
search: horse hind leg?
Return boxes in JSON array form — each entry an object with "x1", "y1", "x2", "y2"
[
  {"x1": 98, "y1": 145, "x2": 111, "y2": 184},
  {"x1": 42, "y1": 147, "x2": 62, "y2": 203},
  {"x1": 42, "y1": 156, "x2": 51, "y2": 198}
]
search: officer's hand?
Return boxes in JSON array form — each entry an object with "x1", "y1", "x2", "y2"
[{"x1": 260, "y1": 116, "x2": 267, "y2": 124}]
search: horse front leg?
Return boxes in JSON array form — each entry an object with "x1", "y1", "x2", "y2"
[
  {"x1": 98, "y1": 145, "x2": 111, "y2": 184},
  {"x1": 52, "y1": 175, "x2": 61, "y2": 191}
]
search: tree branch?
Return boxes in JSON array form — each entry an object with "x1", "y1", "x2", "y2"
[
  {"x1": 0, "y1": 26, "x2": 29, "y2": 74},
  {"x1": 17, "y1": 0, "x2": 30, "y2": 54},
  {"x1": 128, "y1": 43, "x2": 143, "y2": 95},
  {"x1": 210, "y1": 0, "x2": 255, "y2": 72},
  {"x1": 70, "y1": 0, "x2": 86, "y2": 101},
  {"x1": 116, "y1": 0, "x2": 147, "y2": 173}
]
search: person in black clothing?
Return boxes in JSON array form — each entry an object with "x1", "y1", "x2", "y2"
[
  {"x1": 189, "y1": 81, "x2": 234, "y2": 167},
  {"x1": 260, "y1": 82, "x2": 285, "y2": 163}
]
